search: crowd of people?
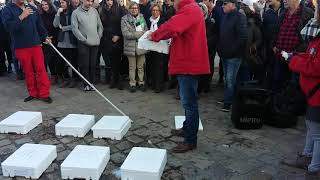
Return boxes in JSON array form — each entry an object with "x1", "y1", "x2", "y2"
[{"x1": 1, "y1": 0, "x2": 320, "y2": 172}]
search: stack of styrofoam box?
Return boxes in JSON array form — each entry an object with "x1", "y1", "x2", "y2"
[
  {"x1": 91, "y1": 116, "x2": 131, "y2": 140},
  {"x1": 175, "y1": 116, "x2": 204, "y2": 131},
  {"x1": 61, "y1": 145, "x2": 110, "y2": 180},
  {"x1": 1, "y1": 143, "x2": 57, "y2": 179},
  {"x1": 55, "y1": 114, "x2": 95, "y2": 137},
  {"x1": 0, "y1": 111, "x2": 42, "y2": 134},
  {"x1": 120, "y1": 147, "x2": 167, "y2": 180}
]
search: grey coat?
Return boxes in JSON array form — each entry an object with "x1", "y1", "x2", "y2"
[{"x1": 121, "y1": 13, "x2": 148, "y2": 56}]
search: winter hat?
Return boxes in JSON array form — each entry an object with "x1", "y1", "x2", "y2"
[
  {"x1": 198, "y1": 2, "x2": 209, "y2": 19},
  {"x1": 223, "y1": 0, "x2": 238, "y2": 4},
  {"x1": 241, "y1": 0, "x2": 255, "y2": 11}
]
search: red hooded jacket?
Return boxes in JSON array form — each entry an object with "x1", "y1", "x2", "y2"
[
  {"x1": 289, "y1": 37, "x2": 320, "y2": 106},
  {"x1": 151, "y1": 0, "x2": 210, "y2": 75}
]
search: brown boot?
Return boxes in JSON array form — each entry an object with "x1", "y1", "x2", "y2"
[
  {"x1": 171, "y1": 142, "x2": 196, "y2": 153},
  {"x1": 281, "y1": 154, "x2": 312, "y2": 170}
]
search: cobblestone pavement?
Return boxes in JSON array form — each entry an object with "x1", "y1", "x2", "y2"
[{"x1": 0, "y1": 74, "x2": 308, "y2": 180}]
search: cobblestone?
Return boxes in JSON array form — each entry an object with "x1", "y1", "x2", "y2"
[{"x1": 0, "y1": 76, "x2": 309, "y2": 179}]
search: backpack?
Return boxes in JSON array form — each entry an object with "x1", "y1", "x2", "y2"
[{"x1": 266, "y1": 80, "x2": 306, "y2": 128}]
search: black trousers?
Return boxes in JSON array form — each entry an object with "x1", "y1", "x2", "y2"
[
  {"x1": 110, "y1": 50, "x2": 122, "y2": 83},
  {"x1": 43, "y1": 45, "x2": 57, "y2": 76},
  {"x1": 198, "y1": 52, "x2": 215, "y2": 92},
  {"x1": 0, "y1": 40, "x2": 13, "y2": 73},
  {"x1": 78, "y1": 42, "x2": 98, "y2": 85},
  {"x1": 150, "y1": 51, "x2": 165, "y2": 91},
  {"x1": 57, "y1": 48, "x2": 77, "y2": 79}
]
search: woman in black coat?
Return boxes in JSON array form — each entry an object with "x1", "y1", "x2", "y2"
[
  {"x1": 198, "y1": 2, "x2": 218, "y2": 93},
  {"x1": 53, "y1": 0, "x2": 78, "y2": 88},
  {"x1": 99, "y1": 0, "x2": 126, "y2": 89},
  {"x1": 40, "y1": 0, "x2": 59, "y2": 84},
  {"x1": 147, "y1": 3, "x2": 167, "y2": 93}
]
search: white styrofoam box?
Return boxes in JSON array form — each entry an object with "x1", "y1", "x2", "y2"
[
  {"x1": 138, "y1": 31, "x2": 170, "y2": 54},
  {"x1": 120, "y1": 147, "x2": 167, "y2": 180},
  {"x1": 61, "y1": 145, "x2": 110, "y2": 180},
  {"x1": 1, "y1": 143, "x2": 57, "y2": 179},
  {"x1": 175, "y1": 116, "x2": 203, "y2": 131},
  {"x1": 55, "y1": 114, "x2": 95, "y2": 137},
  {"x1": 0, "y1": 111, "x2": 42, "y2": 134},
  {"x1": 91, "y1": 116, "x2": 131, "y2": 140}
]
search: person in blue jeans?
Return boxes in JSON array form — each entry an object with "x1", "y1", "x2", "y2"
[
  {"x1": 150, "y1": 0, "x2": 210, "y2": 153},
  {"x1": 218, "y1": 0, "x2": 248, "y2": 112}
]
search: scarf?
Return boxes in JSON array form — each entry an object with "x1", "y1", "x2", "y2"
[
  {"x1": 149, "y1": 16, "x2": 160, "y2": 32},
  {"x1": 301, "y1": 18, "x2": 320, "y2": 42}
]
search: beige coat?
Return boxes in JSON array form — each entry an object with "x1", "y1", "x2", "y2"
[{"x1": 121, "y1": 13, "x2": 148, "y2": 56}]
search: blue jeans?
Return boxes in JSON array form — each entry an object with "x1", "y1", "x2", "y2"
[
  {"x1": 177, "y1": 75, "x2": 199, "y2": 145},
  {"x1": 223, "y1": 58, "x2": 241, "y2": 104},
  {"x1": 303, "y1": 117, "x2": 320, "y2": 172}
]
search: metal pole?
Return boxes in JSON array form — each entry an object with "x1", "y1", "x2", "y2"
[{"x1": 48, "y1": 41, "x2": 127, "y2": 117}]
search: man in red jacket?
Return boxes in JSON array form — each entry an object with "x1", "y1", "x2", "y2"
[{"x1": 149, "y1": 0, "x2": 210, "y2": 153}]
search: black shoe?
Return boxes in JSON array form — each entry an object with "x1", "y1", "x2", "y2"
[
  {"x1": 39, "y1": 97, "x2": 53, "y2": 104},
  {"x1": 117, "y1": 83, "x2": 124, "y2": 90},
  {"x1": 129, "y1": 86, "x2": 136, "y2": 93},
  {"x1": 221, "y1": 104, "x2": 231, "y2": 112},
  {"x1": 24, "y1": 96, "x2": 35, "y2": 102},
  {"x1": 139, "y1": 84, "x2": 146, "y2": 92}
]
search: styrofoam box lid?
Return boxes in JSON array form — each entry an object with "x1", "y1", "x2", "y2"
[
  {"x1": 56, "y1": 114, "x2": 95, "y2": 128},
  {"x1": 61, "y1": 145, "x2": 110, "y2": 168},
  {"x1": 0, "y1": 111, "x2": 41, "y2": 126},
  {"x1": 121, "y1": 147, "x2": 166, "y2": 173},
  {"x1": 1, "y1": 143, "x2": 56, "y2": 168},
  {"x1": 175, "y1": 116, "x2": 203, "y2": 130},
  {"x1": 91, "y1": 116, "x2": 130, "y2": 131}
]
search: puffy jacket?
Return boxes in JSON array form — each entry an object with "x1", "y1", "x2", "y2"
[
  {"x1": 121, "y1": 13, "x2": 148, "y2": 56},
  {"x1": 151, "y1": 0, "x2": 210, "y2": 75},
  {"x1": 289, "y1": 36, "x2": 320, "y2": 106},
  {"x1": 218, "y1": 9, "x2": 248, "y2": 59}
]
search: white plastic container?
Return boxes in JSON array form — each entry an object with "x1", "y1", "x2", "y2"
[
  {"x1": 174, "y1": 116, "x2": 203, "y2": 131},
  {"x1": 120, "y1": 147, "x2": 167, "y2": 180},
  {"x1": 1, "y1": 143, "x2": 57, "y2": 179},
  {"x1": 91, "y1": 116, "x2": 131, "y2": 140},
  {"x1": 0, "y1": 111, "x2": 42, "y2": 134},
  {"x1": 55, "y1": 114, "x2": 95, "y2": 137},
  {"x1": 61, "y1": 145, "x2": 110, "y2": 180}
]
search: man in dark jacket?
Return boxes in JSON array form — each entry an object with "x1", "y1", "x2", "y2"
[
  {"x1": 162, "y1": 0, "x2": 175, "y2": 20},
  {"x1": 139, "y1": 0, "x2": 151, "y2": 28},
  {"x1": 272, "y1": 0, "x2": 313, "y2": 92},
  {"x1": 262, "y1": 0, "x2": 285, "y2": 88},
  {"x1": 2, "y1": 0, "x2": 52, "y2": 103},
  {"x1": 218, "y1": 0, "x2": 248, "y2": 112}
]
